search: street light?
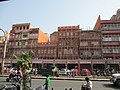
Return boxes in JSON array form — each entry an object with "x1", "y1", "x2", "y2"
[{"x1": 0, "y1": 28, "x2": 7, "y2": 74}]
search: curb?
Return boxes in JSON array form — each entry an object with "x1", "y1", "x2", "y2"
[
  {"x1": 31, "y1": 76, "x2": 110, "y2": 81},
  {"x1": 0, "y1": 75, "x2": 110, "y2": 81}
]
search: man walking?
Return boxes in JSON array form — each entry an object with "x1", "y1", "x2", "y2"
[
  {"x1": 43, "y1": 74, "x2": 50, "y2": 90},
  {"x1": 81, "y1": 77, "x2": 92, "y2": 90}
]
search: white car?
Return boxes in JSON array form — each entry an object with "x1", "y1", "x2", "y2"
[
  {"x1": 59, "y1": 69, "x2": 70, "y2": 75},
  {"x1": 110, "y1": 73, "x2": 120, "y2": 87},
  {"x1": 10, "y1": 68, "x2": 17, "y2": 73}
]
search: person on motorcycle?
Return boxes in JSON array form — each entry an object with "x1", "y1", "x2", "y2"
[{"x1": 16, "y1": 68, "x2": 22, "y2": 79}]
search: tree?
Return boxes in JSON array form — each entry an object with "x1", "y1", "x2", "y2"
[{"x1": 14, "y1": 51, "x2": 33, "y2": 90}]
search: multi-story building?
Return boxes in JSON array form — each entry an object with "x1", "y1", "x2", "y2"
[
  {"x1": 36, "y1": 42, "x2": 57, "y2": 68},
  {"x1": 94, "y1": 11, "x2": 120, "y2": 70},
  {"x1": 79, "y1": 30, "x2": 102, "y2": 70},
  {"x1": 34, "y1": 25, "x2": 103, "y2": 71},
  {"x1": 0, "y1": 43, "x2": 5, "y2": 62},
  {"x1": 0, "y1": 35, "x2": 9, "y2": 67},
  {"x1": 36, "y1": 25, "x2": 81, "y2": 70},
  {"x1": 50, "y1": 31, "x2": 58, "y2": 43},
  {"x1": 0, "y1": 36, "x2": 4, "y2": 59},
  {"x1": 1, "y1": 9, "x2": 120, "y2": 72},
  {"x1": 80, "y1": 30, "x2": 102, "y2": 59},
  {"x1": 57, "y1": 25, "x2": 80, "y2": 59},
  {"x1": 7, "y1": 23, "x2": 49, "y2": 67},
  {"x1": 111, "y1": 9, "x2": 120, "y2": 20},
  {"x1": 57, "y1": 25, "x2": 80, "y2": 69}
]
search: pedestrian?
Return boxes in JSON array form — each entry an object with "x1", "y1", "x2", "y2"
[
  {"x1": 43, "y1": 74, "x2": 50, "y2": 90},
  {"x1": 81, "y1": 77, "x2": 92, "y2": 90},
  {"x1": 16, "y1": 68, "x2": 22, "y2": 78},
  {"x1": 0, "y1": 66, "x2": 2, "y2": 74},
  {"x1": 85, "y1": 77, "x2": 92, "y2": 90},
  {"x1": 34, "y1": 68, "x2": 37, "y2": 76}
]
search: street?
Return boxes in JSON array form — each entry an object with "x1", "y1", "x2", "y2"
[{"x1": 0, "y1": 77, "x2": 119, "y2": 90}]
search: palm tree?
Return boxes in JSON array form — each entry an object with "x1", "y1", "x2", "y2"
[{"x1": 14, "y1": 51, "x2": 33, "y2": 90}]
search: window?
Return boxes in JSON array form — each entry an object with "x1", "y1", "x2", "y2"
[
  {"x1": 25, "y1": 42, "x2": 28, "y2": 45},
  {"x1": 23, "y1": 35, "x2": 28, "y2": 38},
  {"x1": 19, "y1": 42, "x2": 21, "y2": 46},
  {"x1": 91, "y1": 52, "x2": 94, "y2": 55},
  {"x1": 27, "y1": 26, "x2": 29, "y2": 29},
  {"x1": 9, "y1": 42, "x2": 11, "y2": 46},
  {"x1": 23, "y1": 26, "x2": 25, "y2": 29},
  {"x1": 91, "y1": 41, "x2": 99, "y2": 46},
  {"x1": 71, "y1": 32, "x2": 73, "y2": 36},
  {"x1": 80, "y1": 42, "x2": 88, "y2": 46},
  {"x1": 16, "y1": 42, "x2": 20, "y2": 46},
  {"x1": 22, "y1": 33, "x2": 28, "y2": 39},
  {"x1": 59, "y1": 33, "x2": 61, "y2": 36},
  {"x1": 20, "y1": 27, "x2": 22, "y2": 30},
  {"x1": 44, "y1": 50, "x2": 46, "y2": 53},
  {"x1": 16, "y1": 34, "x2": 18, "y2": 38},
  {"x1": 51, "y1": 50, "x2": 53, "y2": 54},
  {"x1": 48, "y1": 49, "x2": 50, "y2": 54},
  {"x1": 63, "y1": 32, "x2": 65, "y2": 36},
  {"x1": 54, "y1": 50, "x2": 56, "y2": 54},
  {"x1": 66, "y1": 32, "x2": 69, "y2": 36},
  {"x1": 17, "y1": 27, "x2": 19, "y2": 30},
  {"x1": 16, "y1": 42, "x2": 17, "y2": 46},
  {"x1": 38, "y1": 50, "x2": 40, "y2": 54},
  {"x1": 41, "y1": 50, "x2": 43, "y2": 54}
]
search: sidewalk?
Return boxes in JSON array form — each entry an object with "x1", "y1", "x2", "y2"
[
  {"x1": 31, "y1": 75, "x2": 110, "y2": 81},
  {"x1": 0, "y1": 74, "x2": 110, "y2": 81}
]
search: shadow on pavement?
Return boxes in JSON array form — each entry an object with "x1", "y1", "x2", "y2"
[
  {"x1": 0, "y1": 80, "x2": 6, "y2": 82},
  {"x1": 102, "y1": 83, "x2": 120, "y2": 90}
]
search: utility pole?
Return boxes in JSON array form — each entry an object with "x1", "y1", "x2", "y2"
[{"x1": 0, "y1": 28, "x2": 8, "y2": 75}]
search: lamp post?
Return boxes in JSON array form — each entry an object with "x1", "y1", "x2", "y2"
[{"x1": 0, "y1": 28, "x2": 7, "y2": 74}]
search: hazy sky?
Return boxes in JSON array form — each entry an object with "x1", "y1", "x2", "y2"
[{"x1": 0, "y1": 0, "x2": 120, "y2": 35}]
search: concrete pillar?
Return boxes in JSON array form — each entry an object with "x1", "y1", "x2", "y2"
[
  {"x1": 53, "y1": 59, "x2": 55, "y2": 66},
  {"x1": 42, "y1": 60, "x2": 44, "y2": 68},
  {"x1": 78, "y1": 60, "x2": 80, "y2": 74},
  {"x1": 91, "y1": 60, "x2": 93, "y2": 73},
  {"x1": 119, "y1": 61, "x2": 120, "y2": 71}
]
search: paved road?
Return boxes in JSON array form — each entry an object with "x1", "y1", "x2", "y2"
[{"x1": 0, "y1": 77, "x2": 119, "y2": 90}]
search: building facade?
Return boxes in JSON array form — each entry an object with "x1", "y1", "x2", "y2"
[
  {"x1": 5, "y1": 23, "x2": 49, "y2": 67},
  {"x1": 94, "y1": 15, "x2": 120, "y2": 70},
  {"x1": 0, "y1": 9, "x2": 120, "y2": 72}
]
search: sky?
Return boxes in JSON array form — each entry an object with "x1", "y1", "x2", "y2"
[{"x1": 0, "y1": 0, "x2": 120, "y2": 36}]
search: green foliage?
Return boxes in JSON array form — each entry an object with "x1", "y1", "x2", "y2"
[
  {"x1": 13, "y1": 51, "x2": 33, "y2": 70},
  {"x1": 13, "y1": 51, "x2": 33, "y2": 90}
]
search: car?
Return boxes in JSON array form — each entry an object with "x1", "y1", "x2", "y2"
[
  {"x1": 73, "y1": 69, "x2": 80, "y2": 76},
  {"x1": 110, "y1": 73, "x2": 120, "y2": 87},
  {"x1": 81, "y1": 69, "x2": 91, "y2": 76},
  {"x1": 10, "y1": 68, "x2": 17, "y2": 73},
  {"x1": 59, "y1": 68, "x2": 70, "y2": 75}
]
